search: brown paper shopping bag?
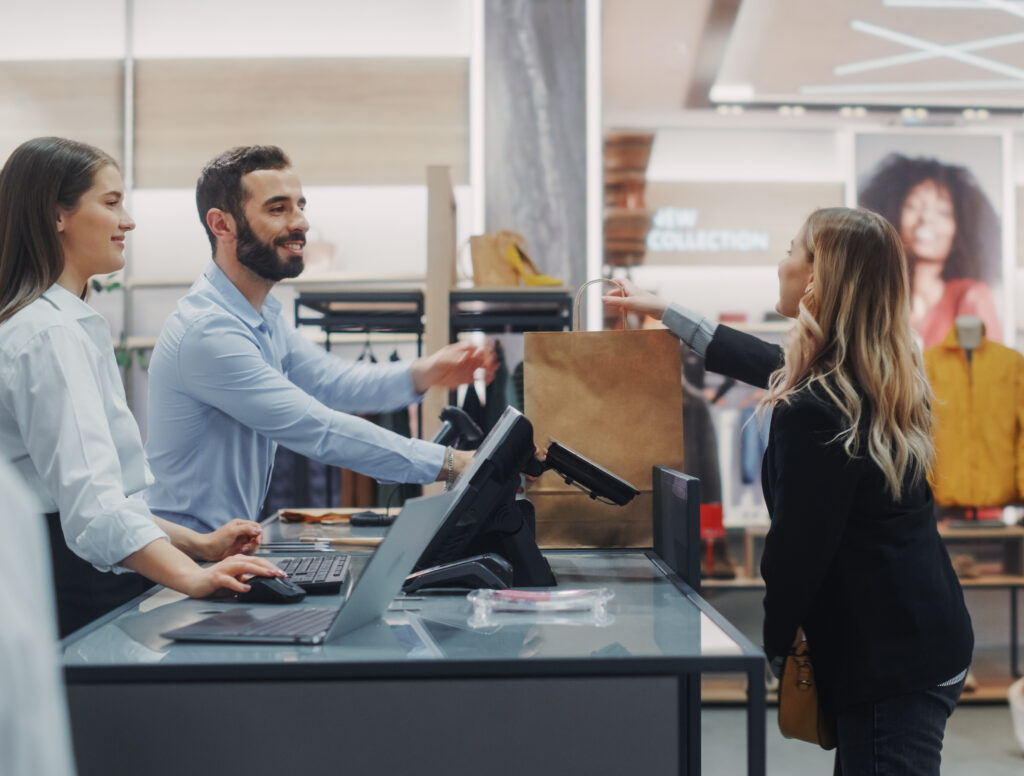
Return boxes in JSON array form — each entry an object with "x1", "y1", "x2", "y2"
[{"x1": 524, "y1": 280, "x2": 684, "y2": 548}]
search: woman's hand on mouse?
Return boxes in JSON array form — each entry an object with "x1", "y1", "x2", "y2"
[
  {"x1": 184, "y1": 555, "x2": 285, "y2": 599},
  {"x1": 602, "y1": 278, "x2": 668, "y2": 320}
]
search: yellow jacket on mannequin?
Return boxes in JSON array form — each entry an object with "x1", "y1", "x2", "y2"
[{"x1": 923, "y1": 327, "x2": 1024, "y2": 507}]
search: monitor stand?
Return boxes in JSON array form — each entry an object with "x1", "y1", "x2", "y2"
[
  {"x1": 403, "y1": 498, "x2": 556, "y2": 592},
  {"x1": 402, "y1": 553, "x2": 513, "y2": 593}
]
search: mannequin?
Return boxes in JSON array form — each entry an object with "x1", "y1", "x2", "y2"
[
  {"x1": 929, "y1": 313, "x2": 1024, "y2": 529},
  {"x1": 954, "y1": 315, "x2": 984, "y2": 365},
  {"x1": 950, "y1": 315, "x2": 985, "y2": 522}
]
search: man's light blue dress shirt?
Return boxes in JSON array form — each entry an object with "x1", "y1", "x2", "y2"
[{"x1": 145, "y1": 262, "x2": 444, "y2": 532}]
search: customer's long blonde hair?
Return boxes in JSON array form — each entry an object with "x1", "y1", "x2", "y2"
[{"x1": 763, "y1": 207, "x2": 934, "y2": 499}]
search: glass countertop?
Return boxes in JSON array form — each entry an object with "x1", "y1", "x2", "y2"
[{"x1": 63, "y1": 552, "x2": 756, "y2": 671}]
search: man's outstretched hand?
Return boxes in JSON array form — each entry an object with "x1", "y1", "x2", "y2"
[{"x1": 412, "y1": 342, "x2": 497, "y2": 393}]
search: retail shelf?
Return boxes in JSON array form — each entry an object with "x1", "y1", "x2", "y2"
[
  {"x1": 127, "y1": 274, "x2": 425, "y2": 290},
  {"x1": 701, "y1": 574, "x2": 1024, "y2": 590},
  {"x1": 294, "y1": 290, "x2": 425, "y2": 343},
  {"x1": 700, "y1": 676, "x2": 1014, "y2": 706},
  {"x1": 448, "y1": 288, "x2": 573, "y2": 336}
]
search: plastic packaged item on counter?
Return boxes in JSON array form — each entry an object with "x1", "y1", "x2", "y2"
[{"x1": 467, "y1": 587, "x2": 615, "y2": 629}]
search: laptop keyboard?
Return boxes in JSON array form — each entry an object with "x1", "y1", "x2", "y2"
[
  {"x1": 242, "y1": 607, "x2": 337, "y2": 637},
  {"x1": 271, "y1": 554, "x2": 351, "y2": 594}
]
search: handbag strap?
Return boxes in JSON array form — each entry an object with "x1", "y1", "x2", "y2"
[{"x1": 572, "y1": 278, "x2": 627, "y2": 332}]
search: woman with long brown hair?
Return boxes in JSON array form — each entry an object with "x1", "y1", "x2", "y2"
[
  {"x1": 0, "y1": 137, "x2": 285, "y2": 636},
  {"x1": 606, "y1": 207, "x2": 973, "y2": 774}
]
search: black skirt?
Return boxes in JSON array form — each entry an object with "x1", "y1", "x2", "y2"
[{"x1": 44, "y1": 512, "x2": 153, "y2": 638}]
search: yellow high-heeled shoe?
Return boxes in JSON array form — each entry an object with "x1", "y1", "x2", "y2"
[{"x1": 504, "y1": 242, "x2": 563, "y2": 286}]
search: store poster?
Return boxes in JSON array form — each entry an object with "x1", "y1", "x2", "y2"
[
  {"x1": 854, "y1": 132, "x2": 1010, "y2": 347},
  {"x1": 643, "y1": 181, "x2": 844, "y2": 266}
]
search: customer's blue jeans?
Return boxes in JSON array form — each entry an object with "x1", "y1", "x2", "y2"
[{"x1": 833, "y1": 679, "x2": 965, "y2": 775}]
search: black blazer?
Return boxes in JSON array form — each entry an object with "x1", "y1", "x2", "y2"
[{"x1": 706, "y1": 325, "x2": 973, "y2": 711}]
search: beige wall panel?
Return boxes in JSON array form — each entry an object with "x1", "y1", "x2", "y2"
[
  {"x1": 602, "y1": 0, "x2": 709, "y2": 113},
  {"x1": 642, "y1": 181, "x2": 844, "y2": 266},
  {"x1": 135, "y1": 58, "x2": 468, "y2": 188},
  {"x1": 0, "y1": 61, "x2": 123, "y2": 165}
]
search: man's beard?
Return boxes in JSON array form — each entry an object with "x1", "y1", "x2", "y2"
[{"x1": 235, "y1": 215, "x2": 304, "y2": 282}]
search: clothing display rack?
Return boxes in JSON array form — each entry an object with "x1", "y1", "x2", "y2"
[
  {"x1": 293, "y1": 290, "x2": 426, "y2": 505},
  {"x1": 448, "y1": 288, "x2": 572, "y2": 337},
  {"x1": 290, "y1": 288, "x2": 572, "y2": 508},
  {"x1": 294, "y1": 290, "x2": 425, "y2": 353}
]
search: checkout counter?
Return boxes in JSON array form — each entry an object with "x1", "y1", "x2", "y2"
[{"x1": 61, "y1": 469, "x2": 766, "y2": 776}]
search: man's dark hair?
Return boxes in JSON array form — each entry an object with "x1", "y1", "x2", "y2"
[
  {"x1": 858, "y1": 153, "x2": 1000, "y2": 284},
  {"x1": 195, "y1": 145, "x2": 291, "y2": 253}
]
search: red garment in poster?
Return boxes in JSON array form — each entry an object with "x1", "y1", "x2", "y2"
[{"x1": 917, "y1": 278, "x2": 1002, "y2": 349}]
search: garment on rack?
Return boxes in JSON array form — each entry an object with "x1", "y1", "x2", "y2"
[
  {"x1": 681, "y1": 344, "x2": 722, "y2": 503},
  {"x1": 259, "y1": 447, "x2": 331, "y2": 519},
  {"x1": 340, "y1": 467, "x2": 377, "y2": 508},
  {"x1": 511, "y1": 361, "x2": 525, "y2": 411},
  {"x1": 739, "y1": 406, "x2": 770, "y2": 486},
  {"x1": 376, "y1": 350, "x2": 423, "y2": 508},
  {"x1": 460, "y1": 380, "x2": 486, "y2": 431},
  {"x1": 923, "y1": 326, "x2": 1024, "y2": 507},
  {"x1": 338, "y1": 341, "x2": 384, "y2": 508}
]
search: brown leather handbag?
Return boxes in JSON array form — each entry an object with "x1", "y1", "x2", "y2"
[{"x1": 778, "y1": 629, "x2": 837, "y2": 750}]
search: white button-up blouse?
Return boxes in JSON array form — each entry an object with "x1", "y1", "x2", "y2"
[{"x1": 0, "y1": 284, "x2": 166, "y2": 571}]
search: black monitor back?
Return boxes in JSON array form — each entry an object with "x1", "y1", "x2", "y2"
[
  {"x1": 413, "y1": 407, "x2": 536, "y2": 573},
  {"x1": 652, "y1": 467, "x2": 701, "y2": 590}
]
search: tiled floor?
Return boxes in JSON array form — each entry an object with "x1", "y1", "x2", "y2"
[{"x1": 701, "y1": 703, "x2": 1023, "y2": 775}]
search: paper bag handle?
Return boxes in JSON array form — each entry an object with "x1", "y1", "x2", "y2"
[{"x1": 573, "y1": 278, "x2": 627, "y2": 332}]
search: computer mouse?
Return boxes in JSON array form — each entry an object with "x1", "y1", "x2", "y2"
[{"x1": 236, "y1": 575, "x2": 307, "y2": 604}]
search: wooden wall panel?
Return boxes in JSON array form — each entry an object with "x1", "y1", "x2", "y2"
[
  {"x1": 0, "y1": 61, "x2": 123, "y2": 165},
  {"x1": 134, "y1": 58, "x2": 468, "y2": 188}
]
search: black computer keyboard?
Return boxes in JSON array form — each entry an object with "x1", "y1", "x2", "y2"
[{"x1": 271, "y1": 554, "x2": 351, "y2": 594}]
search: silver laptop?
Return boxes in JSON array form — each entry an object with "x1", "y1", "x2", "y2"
[{"x1": 162, "y1": 489, "x2": 456, "y2": 645}]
